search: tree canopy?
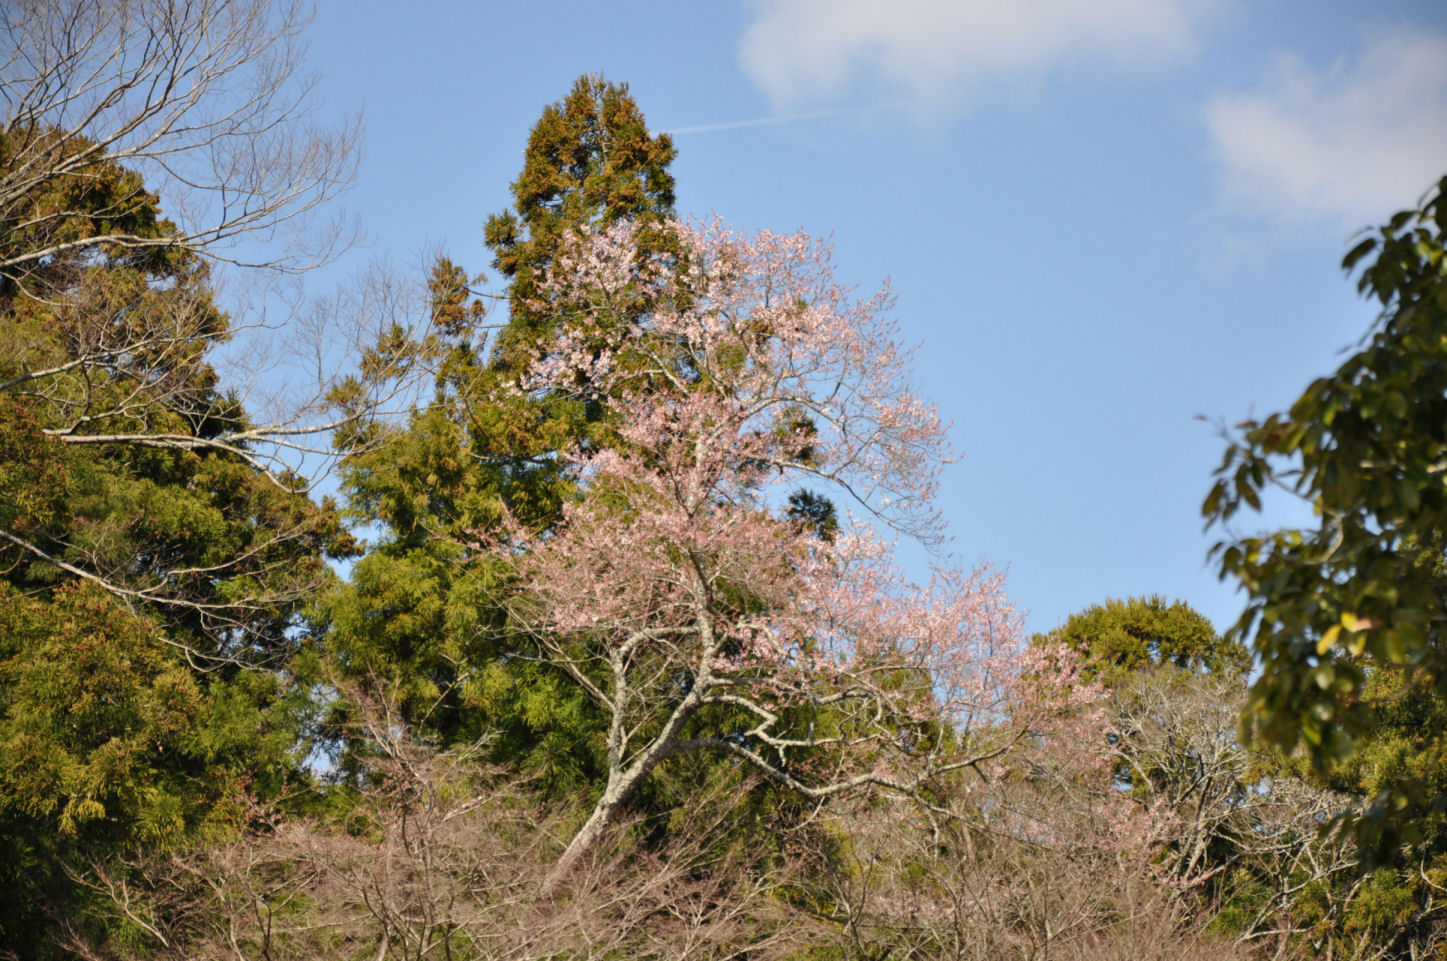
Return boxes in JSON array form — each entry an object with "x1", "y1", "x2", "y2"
[
  {"x1": 1206, "y1": 175, "x2": 1447, "y2": 851},
  {"x1": 479, "y1": 218, "x2": 1090, "y2": 885},
  {"x1": 484, "y1": 73, "x2": 677, "y2": 381},
  {"x1": 1040, "y1": 595, "x2": 1247, "y2": 684},
  {"x1": 0, "y1": 1, "x2": 390, "y2": 951},
  {"x1": 322, "y1": 75, "x2": 680, "y2": 784},
  {"x1": 8, "y1": 5, "x2": 1447, "y2": 957}
]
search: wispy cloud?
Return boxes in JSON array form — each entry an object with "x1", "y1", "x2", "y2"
[
  {"x1": 1207, "y1": 30, "x2": 1447, "y2": 228},
  {"x1": 738, "y1": 0, "x2": 1214, "y2": 114},
  {"x1": 660, "y1": 105, "x2": 881, "y2": 136}
]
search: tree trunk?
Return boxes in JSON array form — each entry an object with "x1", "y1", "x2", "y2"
[{"x1": 542, "y1": 789, "x2": 625, "y2": 896}]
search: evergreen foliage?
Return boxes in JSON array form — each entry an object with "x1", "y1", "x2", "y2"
[
  {"x1": 1041, "y1": 594, "x2": 1248, "y2": 684},
  {"x1": 0, "y1": 139, "x2": 349, "y2": 954},
  {"x1": 1206, "y1": 175, "x2": 1447, "y2": 857},
  {"x1": 324, "y1": 75, "x2": 678, "y2": 790},
  {"x1": 0, "y1": 2, "x2": 369, "y2": 950},
  {"x1": 484, "y1": 73, "x2": 677, "y2": 381}
]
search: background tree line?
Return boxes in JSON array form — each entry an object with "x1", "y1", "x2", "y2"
[{"x1": 1, "y1": 1, "x2": 1445, "y2": 959}]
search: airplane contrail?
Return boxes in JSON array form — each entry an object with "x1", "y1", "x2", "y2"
[{"x1": 660, "y1": 105, "x2": 881, "y2": 136}]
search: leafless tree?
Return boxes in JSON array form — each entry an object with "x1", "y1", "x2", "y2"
[
  {"x1": 0, "y1": 0, "x2": 360, "y2": 280},
  {"x1": 68, "y1": 689, "x2": 813, "y2": 961},
  {"x1": 1109, "y1": 667, "x2": 1403, "y2": 960},
  {"x1": 794, "y1": 668, "x2": 1415, "y2": 961},
  {"x1": 805, "y1": 748, "x2": 1266, "y2": 961}
]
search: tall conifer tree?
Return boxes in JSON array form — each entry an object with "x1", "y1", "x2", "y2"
[
  {"x1": 327, "y1": 76, "x2": 677, "y2": 788},
  {"x1": 484, "y1": 73, "x2": 677, "y2": 380}
]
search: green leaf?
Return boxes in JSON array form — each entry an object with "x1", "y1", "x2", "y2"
[{"x1": 1344, "y1": 236, "x2": 1379, "y2": 270}]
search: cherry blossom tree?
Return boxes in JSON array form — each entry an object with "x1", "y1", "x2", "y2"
[{"x1": 478, "y1": 220, "x2": 1097, "y2": 885}]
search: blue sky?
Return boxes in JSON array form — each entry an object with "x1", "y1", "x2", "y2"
[{"x1": 303, "y1": 0, "x2": 1447, "y2": 637}]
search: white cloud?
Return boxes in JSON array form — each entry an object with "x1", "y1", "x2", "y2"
[
  {"x1": 1207, "y1": 31, "x2": 1447, "y2": 228},
  {"x1": 738, "y1": 0, "x2": 1211, "y2": 112}
]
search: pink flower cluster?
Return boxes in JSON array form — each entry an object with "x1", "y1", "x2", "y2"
[{"x1": 482, "y1": 219, "x2": 1104, "y2": 815}]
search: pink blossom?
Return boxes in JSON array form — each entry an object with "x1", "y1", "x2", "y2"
[{"x1": 474, "y1": 220, "x2": 1102, "y2": 880}]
